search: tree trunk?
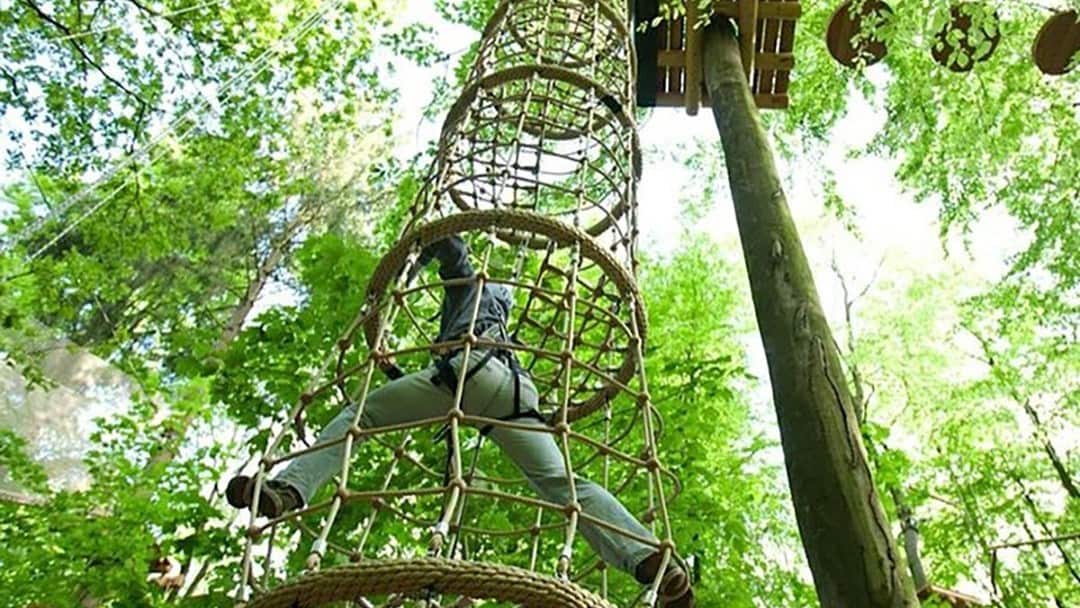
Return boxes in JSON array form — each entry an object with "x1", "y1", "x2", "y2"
[
  {"x1": 1016, "y1": 516, "x2": 1067, "y2": 608},
  {"x1": 1013, "y1": 475, "x2": 1080, "y2": 586},
  {"x1": 967, "y1": 327, "x2": 1079, "y2": 500},
  {"x1": 703, "y1": 19, "x2": 917, "y2": 608}
]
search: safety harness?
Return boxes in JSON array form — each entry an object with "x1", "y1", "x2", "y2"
[{"x1": 430, "y1": 325, "x2": 545, "y2": 485}]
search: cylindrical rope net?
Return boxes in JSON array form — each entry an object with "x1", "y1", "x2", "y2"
[
  {"x1": 408, "y1": 0, "x2": 641, "y2": 264},
  {"x1": 236, "y1": 2, "x2": 682, "y2": 606}
]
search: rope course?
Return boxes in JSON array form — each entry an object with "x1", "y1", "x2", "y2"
[{"x1": 236, "y1": 0, "x2": 684, "y2": 606}]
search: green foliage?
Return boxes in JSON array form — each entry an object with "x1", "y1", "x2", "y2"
[
  {"x1": 0, "y1": 389, "x2": 237, "y2": 608},
  {"x1": 1, "y1": 0, "x2": 1077, "y2": 606},
  {"x1": 0, "y1": 429, "x2": 49, "y2": 493},
  {"x1": 640, "y1": 239, "x2": 815, "y2": 606},
  {"x1": 777, "y1": 9, "x2": 1079, "y2": 599},
  {"x1": 843, "y1": 268, "x2": 1078, "y2": 605}
]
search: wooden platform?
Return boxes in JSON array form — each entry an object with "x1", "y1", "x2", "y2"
[{"x1": 635, "y1": 0, "x2": 802, "y2": 113}]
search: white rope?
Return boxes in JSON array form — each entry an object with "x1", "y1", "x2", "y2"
[
  {"x1": 48, "y1": 0, "x2": 227, "y2": 44},
  {"x1": 5, "y1": 0, "x2": 342, "y2": 260},
  {"x1": 2, "y1": 0, "x2": 229, "y2": 50}
]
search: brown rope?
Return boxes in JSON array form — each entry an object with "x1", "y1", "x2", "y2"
[
  {"x1": 246, "y1": 559, "x2": 617, "y2": 608},
  {"x1": 235, "y1": 1, "x2": 684, "y2": 603},
  {"x1": 360, "y1": 209, "x2": 646, "y2": 421}
]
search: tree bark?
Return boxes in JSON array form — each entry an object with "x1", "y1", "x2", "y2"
[
  {"x1": 703, "y1": 19, "x2": 917, "y2": 608},
  {"x1": 1012, "y1": 475, "x2": 1080, "y2": 586},
  {"x1": 1020, "y1": 399, "x2": 1079, "y2": 500},
  {"x1": 1016, "y1": 516, "x2": 1067, "y2": 608}
]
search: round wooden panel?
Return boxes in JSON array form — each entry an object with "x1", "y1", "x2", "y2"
[
  {"x1": 827, "y1": 0, "x2": 893, "y2": 68},
  {"x1": 1033, "y1": 10, "x2": 1080, "y2": 75},
  {"x1": 931, "y1": 3, "x2": 1001, "y2": 72}
]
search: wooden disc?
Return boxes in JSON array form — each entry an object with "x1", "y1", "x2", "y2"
[
  {"x1": 931, "y1": 4, "x2": 1001, "y2": 72},
  {"x1": 1033, "y1": 10, "x2": 1080, "y2": 75},
  {"x1": 826, "y1": 0, "x2": 893, "y2": 68}
]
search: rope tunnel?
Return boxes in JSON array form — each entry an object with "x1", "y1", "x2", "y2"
[{"x1": 237, "y1": 1, "x2": 682, "y2": 606}]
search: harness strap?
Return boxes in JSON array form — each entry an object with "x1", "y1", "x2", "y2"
[
  {"x1": 478, "y1": 349, "x2": 545, "y2": 435},
  {"x1": 431, "y1": 348, "x2": 546, "y2": 483},
  {"x1": 432, "y1": 348, "x2": 498, "y2": 486},
  {"x1": 477, "y1": 407, "x2": 546, "y2": 437},
  {"x1": 431, "y1": 348, "x2": 498, "y2": 394}
]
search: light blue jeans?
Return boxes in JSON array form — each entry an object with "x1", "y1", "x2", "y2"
[{"x1": 275, "y1": 349, "x2": 658, "y2": 574}]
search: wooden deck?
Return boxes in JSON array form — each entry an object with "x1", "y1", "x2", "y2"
[{"x1": 635, "y1": 0, "x2": 802, "y2": 113}]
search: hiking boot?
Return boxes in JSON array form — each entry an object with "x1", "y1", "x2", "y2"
[
  {"x1": 635, "y1": 552, "x2": 695, "y2": 608},
  {"x1": 225, "y1": 475, "x2": 303, "y2": 519}
]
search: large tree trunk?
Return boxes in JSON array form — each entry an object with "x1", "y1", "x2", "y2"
[{"x1": 702, "y1": 19, "x2": 917, "y2": 608}]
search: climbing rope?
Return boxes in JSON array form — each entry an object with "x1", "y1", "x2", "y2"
[{"x1": 237, "y1": 1, "x2": 682, "y2": 605}]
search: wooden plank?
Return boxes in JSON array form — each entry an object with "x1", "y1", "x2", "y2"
[
  {"x1": 655, "y1": 19, "x2": 667, "y2": 95},
  {"x1": 917, "y1": 585, "x2": 984, "y2": 607},
  {"x1": 657, "y1": 50, "x2": 687, "y2": 67},
  {"x1": 685, "y1": 0, "x2": 704, "y2": 115},
  {"x1": 672, "y1": 15, "x2": 685, "y2": 51},
  {"x1": 755, "y1": 51, "x2": 795, "y2": 71},
  {"x1": 645, "y1": 0, "x2": 798, "y2": 111},
  {"x1": 671, "y1": 15, "x2": 685, "y2": 95},
  {"x1": 775, "y1": 14, "x2": 796, "y2": 94},
  {"x1": 713, "y1": 0, "x2": 801, "y2": 19},
  {"x1": 654, "y1": 92, "x2": 686, "y2": 106},
  {"x1": 634, "y1": 0, "x2": 660, "y2": 108},
  {"x1": 757, "y1": 11, "x2": 782, "y2": 94},
  {"x1": 657, "y1": 50, "x2": 793, "y2": 80},
  {"x1": 751, "y1": 12, "x2": 765, "y2": 93},
  {"x1": 698, "y1": 89, "x2": 788, "y2": 109},
  {"x1": 754, "y1": 93, "x2": 789, "y2": 108},
  {"x1": 737, "y1": 0, "x2": 759, "y2": 81}
]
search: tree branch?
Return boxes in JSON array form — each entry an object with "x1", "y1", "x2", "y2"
[
  {"x1": 0, "y1": 487, "x2": 47, "y2": 506},
  {"x1": 987, "y1": 531, "x2": 1080, "y2": 552},
  {"x1": 0, "y1": 65, "x2": 19, "y2": 95},
  {"x1": 27, "y1": 168, "x2": 54, "y2": 212},
  {"x1": 20, "y1": 0, "x2": 151, "y2": 109}
]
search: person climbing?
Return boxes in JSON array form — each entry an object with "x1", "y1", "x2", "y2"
[{"x1": 226, "y1": 235, "x2": 694, "y2": 607}]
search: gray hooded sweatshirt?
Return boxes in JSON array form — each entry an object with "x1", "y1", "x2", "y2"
[{"x1": 419, "y1": 235, "x2": 513, "y2": 345}]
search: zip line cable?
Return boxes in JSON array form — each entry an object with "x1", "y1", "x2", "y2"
[
  {"x1": 5, "y1": 0, "x2": 342, "y2": 261},
  {"x1": 48, "y1": 0, "x2": 226, "y2": 44},
  {"x1": 12, "y1": 1, "x2": 337, "y2": 255},
  {"x1": 2, "y1": 0, "x2": 230, "y2": 51}
]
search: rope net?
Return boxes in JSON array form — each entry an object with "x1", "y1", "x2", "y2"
[
  {"x1": 409, "y1": 0, "x2": 640, "y2": 263},
  {"x1": 236, "y1": 1, "x2": 682, "y2": 606}
]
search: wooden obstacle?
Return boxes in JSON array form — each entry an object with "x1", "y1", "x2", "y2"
[
  {"x1": 635, "y1": 0, "x2": 803, "y2": 114},
  {"x1": 826, "y1": 0, "x2": 891, "y2": 68},
  {"x1": 825, "y1": 2, "x2": 1080, "y2": 77},
  {"x1": 931, "y1": 3, "x2": 1001, "y2": 72},
  {"x1": 1033, "y1": 10, "x2": 1080, "y2": 75}
]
